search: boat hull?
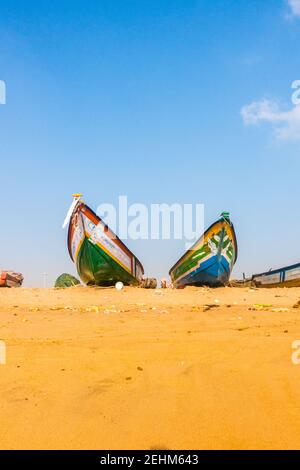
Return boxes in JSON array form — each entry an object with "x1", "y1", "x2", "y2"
[
  {"x1": 169, "y1": 216, "x2": 237, "y2": 288},
  {"x1": 68, "y1": 200, "x2": 144, "y2": 287},
  {"x1": 76, "y1": 238, "x2": 141, "y2": 286},
  {"x1": 176, "y1": 254, "x2": 232, "y2": 287},
  {"x1": 252, "y1": 263, "x2": 300, "y2": 288}
]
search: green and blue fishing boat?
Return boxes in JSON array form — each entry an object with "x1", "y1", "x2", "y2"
[
  {"x1": 169, "y1": 212, "x2": 238, "y2": 288},
  {"x1": 64, "y1": 195, "x2": 144, "y2": 286}
]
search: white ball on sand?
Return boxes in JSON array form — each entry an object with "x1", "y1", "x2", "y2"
[{"x1": 115, "y1": 281, "x2": 124, "y2": 291}]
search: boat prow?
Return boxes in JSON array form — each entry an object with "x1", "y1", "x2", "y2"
[
  {"x1": 66, "y1": 195, "x2": 144, "y2": 286},
  {"x1": 169, "y1": 212, "x2": 238, "y2": 288}
]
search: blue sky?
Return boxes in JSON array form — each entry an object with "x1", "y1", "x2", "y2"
[{"x1": 1, "y1": 0, "x2": 300, "y2": 286}]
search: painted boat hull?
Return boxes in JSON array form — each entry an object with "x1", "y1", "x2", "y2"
[
  {"x1": 67, "y1": 200, "x2": 144, "y2": 286},
  {"x1": 169, "y1": 214, "x2": 238, "y2": 288},
  {"x1": 252, "y1": 263, "x2": 300, "y2": 288}
]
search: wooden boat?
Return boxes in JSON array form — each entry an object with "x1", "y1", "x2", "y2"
[
  {"x1": 0, "y1": 271, "x2": 23, "y2": 288},
  {"x1": 169, "y1": 212, "x2": 238, "y2": 288},
  {"x1": 252, "y1": 263, "x2": 300, "y2": 288},
  {"x1": 64, "y1": 195, "x2": 144, "y2": 286}
]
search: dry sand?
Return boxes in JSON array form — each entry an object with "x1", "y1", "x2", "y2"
[{"x1": 0, "y1": 285, "x2": 300, "y2": 449}]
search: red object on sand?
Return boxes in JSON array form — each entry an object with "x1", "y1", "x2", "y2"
[{"x1": 0, "y1": 271, "x2": 23, "y2": 288}]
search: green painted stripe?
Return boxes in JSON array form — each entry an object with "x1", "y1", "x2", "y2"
[
  {"x1": 76, "y1": 238, "x2": 140, "y2": 286},
  {"x1": 171, "y1": 227, "x2": 236, "y2": 281},
  {"x1": 173, "y1": 245, "x2": 211, "y2": 280}
]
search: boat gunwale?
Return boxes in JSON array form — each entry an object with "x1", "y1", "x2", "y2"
[{"x1": 252, "y1": 261, "x2": 300, "y2": 280}]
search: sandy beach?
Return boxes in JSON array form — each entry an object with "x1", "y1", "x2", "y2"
[{"x1": 0, "y1": 285, "x2": 300, "y2": 450}]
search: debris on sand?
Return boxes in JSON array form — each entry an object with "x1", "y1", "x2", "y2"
[
  {"x1": 141, "y1": 278, "x2": 157, "y2": 289},
  {"x1": 271, "y1": 308, "x2": 290, "y2": 313},
  {"x1": 85, "y1": 306, "x2": 98, "y2": 312},
  {"x1": 153, "y1": 290, "x2": 163, "y2": 296},
  {"x1": 248, "y1": 304, "x2": 273, "y2": 311},
  {"x1": 115, "y1": 281, "x2": 124, "y2": 291},
  {"x1": 203, "y1": 304, "x2": 220, "y2": 312}
]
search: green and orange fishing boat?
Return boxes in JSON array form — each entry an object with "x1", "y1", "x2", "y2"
[
  {"x1": 169, "y1": 212, "x2": 238, "y2": 288},
  {"x1": 63, "y1": 194, "x2": 144, "y2": 286}
]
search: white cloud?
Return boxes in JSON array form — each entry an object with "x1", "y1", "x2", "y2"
[
  {"x1": 287, "y1": 0, "x2": 300, "y2": 17},
  {"x1": 241, "y1": 98, "x2": 300, "y2": 140}
]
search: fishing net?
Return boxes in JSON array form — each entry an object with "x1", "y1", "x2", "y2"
[
  {"x1": 54, "y1": 273, "x2": 81, "y2": 288},
  {"x1": 0, "y1": 271, "x2": 23, "y2": 288}
]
